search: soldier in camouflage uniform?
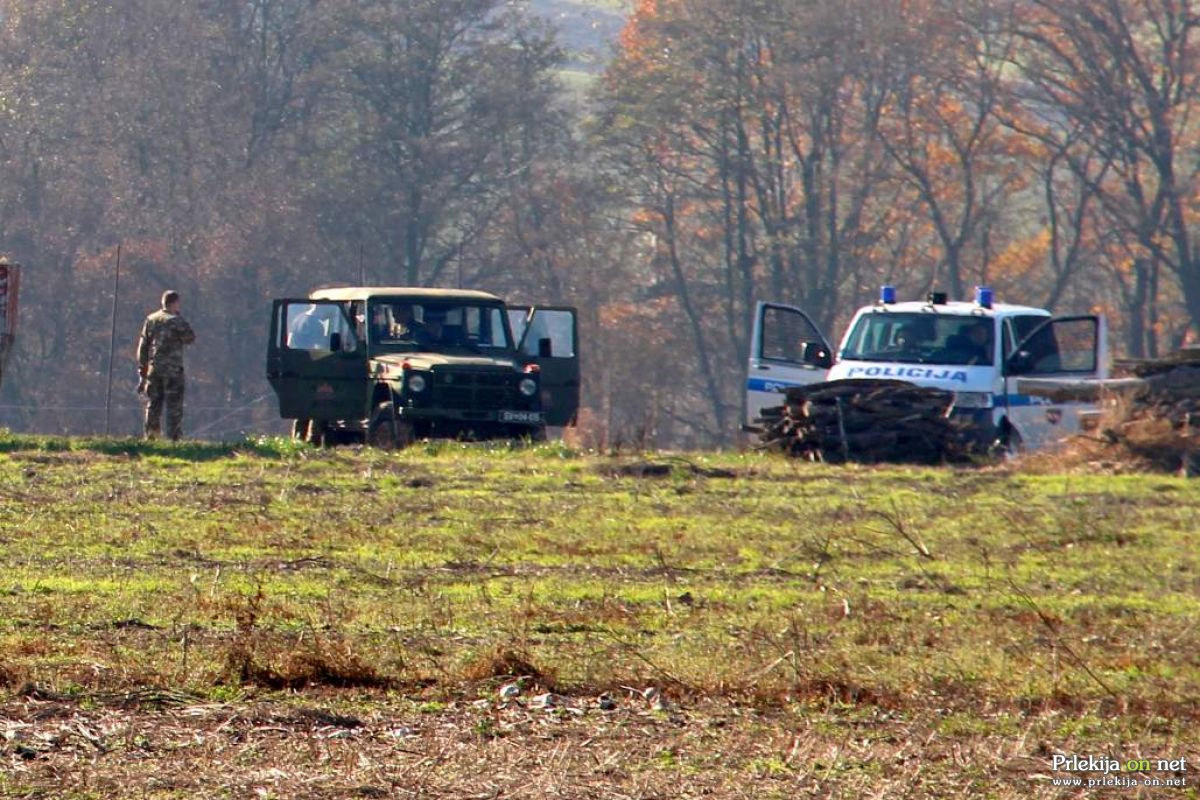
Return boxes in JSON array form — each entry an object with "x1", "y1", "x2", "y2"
[{"x1": 137, "y1": 290, "x2": 196, "y2": 440}]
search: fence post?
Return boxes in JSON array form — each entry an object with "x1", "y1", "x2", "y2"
[{"x1": 103, "y1": 244, "x2": 122, "y2": 437}]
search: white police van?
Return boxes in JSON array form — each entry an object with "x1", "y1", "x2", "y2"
[{"x1": 746, "y1": 287, "x2": 1108, "y2": 451}]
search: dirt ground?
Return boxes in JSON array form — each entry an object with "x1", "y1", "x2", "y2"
[{"x1": 4, "y1": 688, "x2": 1181, "y2": 799}]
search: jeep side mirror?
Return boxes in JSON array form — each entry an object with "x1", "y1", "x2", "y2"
[
  {"x1": 538, "y1": 337, "x2": 553, "y2": 358},
  {"x1": 801, "y1": 341, "x2": 833, "y2": 369},
  {"x1": 329, "y1": 332, "x2": 342, "y2": 352},
  {"x1": 1007, "y1": 350, "x2": 1033, "y2": 375}
]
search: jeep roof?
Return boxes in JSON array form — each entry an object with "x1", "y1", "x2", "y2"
[{"x1": 309, "y1": 287, "x2": 504, "y2": 303}]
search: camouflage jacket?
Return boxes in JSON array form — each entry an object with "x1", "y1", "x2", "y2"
[{"x1": 137, "y1": 310, "x2": 196, "y2": 375}]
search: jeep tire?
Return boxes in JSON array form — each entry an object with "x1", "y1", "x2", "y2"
[
  {"x1": 294, "y1": 418, "x2": 329, "y2": 446},
  {"x1": 367, "y1": 402, "x2": 414, "y2": 449}
]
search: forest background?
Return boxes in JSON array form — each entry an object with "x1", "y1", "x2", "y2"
[{"x1": 2, "y1": 0, "x2": 1198, "y2": 447}]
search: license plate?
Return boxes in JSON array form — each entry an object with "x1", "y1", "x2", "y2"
[{"x1": 500, "y1": 410, "x2": 541, "y2": 424}]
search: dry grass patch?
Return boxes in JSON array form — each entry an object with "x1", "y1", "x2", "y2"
[{"x1": 460, "y1": 646, "x2": 556, "y2": 690}]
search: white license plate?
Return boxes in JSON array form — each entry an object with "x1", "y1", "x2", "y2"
[{"x1": 500, "y1": 410, "x2": 541, "y2": 424}]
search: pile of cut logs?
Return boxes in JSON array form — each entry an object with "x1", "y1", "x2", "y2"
[
  {"x1": 1115, "y1": 346, "x2": 1200, "y2": 423},
  {"x1": 1105, "y1": 348, "x2": 1200, "y2": 473},
  {"x1": 757, "y1": 379, "x2": 977, "y2": 464}
]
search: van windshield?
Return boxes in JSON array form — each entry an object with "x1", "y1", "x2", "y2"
[
  {"x1": 365, "y1": 300, "x2": 513, "y2": 354},
  {"x1": 841, "y1": 312, "x2": 996, "y2": 366}
]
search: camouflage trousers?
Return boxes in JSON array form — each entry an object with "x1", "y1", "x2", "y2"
[{"x1": 144, "y1": 370, "x2": 186, "y2": 441}]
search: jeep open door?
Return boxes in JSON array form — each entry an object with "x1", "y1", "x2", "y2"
[
  {"x1": 1003, "y1": 315, "x2": 1106, "y2": 450},
  {"x1": 746, "y1": 302, "x2": 833, "y2": 426},
  {"x1": 508, "y1": 306, "x2": 580, "y2": 427},
  {"x1": 267, "y1": 299, "x2": 369, "y2": 422}
]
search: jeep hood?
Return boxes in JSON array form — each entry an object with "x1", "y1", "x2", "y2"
[{"x1": 371, "y1": 353, "x2": 520, "y2": 372}]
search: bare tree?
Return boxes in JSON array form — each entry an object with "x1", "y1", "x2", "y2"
[
  {"x1": 323, "y1": 0, "x2": 564, "y2": 286},
  {"x1": 1015, "y1": 0, "x2": 1200, "y2": 350}
]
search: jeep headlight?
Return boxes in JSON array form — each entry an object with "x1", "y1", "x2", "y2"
[
  {"x1": 952, "y1": 391, "x2": 993, "y2": 409},
  {"x1": 519, "y1": 377, "x2": 538, "y2": 397},
  {"x1": 407, "y1": 374, "x2": 427, "y2": 393}
]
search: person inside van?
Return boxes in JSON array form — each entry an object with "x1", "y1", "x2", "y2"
[
  {"x1": 892, "y1": 321, "x2": 930, "y2": 356},
  {"x1": 948, "y1": 320, "x2": 993, "y2": 365}
]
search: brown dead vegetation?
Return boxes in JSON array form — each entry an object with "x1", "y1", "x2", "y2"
[
  {"x1": 1028, "y1": 361, "x2": 1200, "y2": 475},
  {"x1": 461, "y1": 647, "x2": 555, "y2": 690},
  {"x1": 595, "y1": 459, "x2": 740, "y2": 479},
  {"x1": 216, "y1": 589, "x2": 396, "y2": 691},
  {"x1": 224, "y1": 638, "x2": 396, "y2": 692}
]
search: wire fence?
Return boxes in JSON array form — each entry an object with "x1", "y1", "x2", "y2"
[{"x1": 0, "y1": 393, "x2": 288, "y2": 441}]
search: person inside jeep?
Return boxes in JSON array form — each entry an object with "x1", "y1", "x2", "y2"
[
  {"x1": 288, "y1": 304, "x2": 330, "y2": 350},
  {"x1": 391, "y1": 304, "x2": 425, "y2": 342},
  {"x1": 418, "y1": 310, "x2": 446, "y2": 346}
]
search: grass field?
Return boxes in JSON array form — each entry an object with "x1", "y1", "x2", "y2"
[{"x1": 0, "y1": 434, "x2": 1197, "y2": 798}]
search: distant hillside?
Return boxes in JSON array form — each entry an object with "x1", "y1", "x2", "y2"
[{"x1": 529, "y1": 0, "x2": 630, "y2": 71}]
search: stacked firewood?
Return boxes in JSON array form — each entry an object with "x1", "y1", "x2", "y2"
[
  {"x1": 1116, "y1": 345, "x2": 1200, "y2": 378},
  {"x1": 757, "y1": 379, "x2": 977, "y2": 464},
  {"x1": 1113, "y1": 347, "x2": 1200, "y2": 424},
  {"x1": 1104, "y1": 348, "x2": 1200, "y2": 473}
]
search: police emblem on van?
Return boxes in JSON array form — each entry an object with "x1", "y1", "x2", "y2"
[{"x1": 1045, "y1": 408, "x2": 1062, "y2": 425}]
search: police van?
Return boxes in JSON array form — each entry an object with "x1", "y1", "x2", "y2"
[{"x1": 746, "y1": 287, "x2": 1108, "y2": 451}]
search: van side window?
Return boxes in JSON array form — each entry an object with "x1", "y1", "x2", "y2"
[
  {"x1": 1004, "y1": 315, "x2": 1046, "y2": 358},
  {"x1": 1023, "y1": 318, "x2": 1098, "y2": 373},
  {"x1": 761, "y1": 306, "x2": 823, "y2": 363}
]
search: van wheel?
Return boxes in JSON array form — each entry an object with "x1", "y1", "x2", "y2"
[
  {"x1": 529, "y1": 425, "x2": 548, "y2": 443},
  {"x1": 995, "y1": 422, "x2": 1024, "y2": 459},
  {"x1": 367, "y1": 403, "x2": 414, "y2": 449},
  {"x1": 292, "y1": 419, "x2": 309, "y2": 440}
]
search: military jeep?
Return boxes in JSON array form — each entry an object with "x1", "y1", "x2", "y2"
[{"x1": 266, "y1": 288, "x2": 579, "y2": 447}]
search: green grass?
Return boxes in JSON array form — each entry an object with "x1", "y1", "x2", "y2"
[{"x1": 1, "y1": 432, "x2": 1197, "y2": 796}]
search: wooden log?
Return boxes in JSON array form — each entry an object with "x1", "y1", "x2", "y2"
[{"x1": 758, "y1": 378, "x2": 972, "y2": 463}]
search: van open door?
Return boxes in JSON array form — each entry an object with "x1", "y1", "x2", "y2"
[
  {"x1": 266, "y1": 299, "x2": 368, "y2": 422},
  {"x1": 746, "y1": 302, "x2": 833, "y2": 426},
  {"x1": 509, "y1": 306, "x2": 580, "y2": 427},
  {"x1": 1003, "y1": 314, "x2": 1105, "y2": 450}
]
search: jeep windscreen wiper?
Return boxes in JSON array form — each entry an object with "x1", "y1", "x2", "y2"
[{"x1": 366, "y1": 300, "x2": 514, "y2": 354}]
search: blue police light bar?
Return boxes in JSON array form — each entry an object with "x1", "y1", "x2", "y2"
[
  {"x1": 880, "y1": 285, "x2": 896, "y2": 304},
  {"x1": 975, "y1": 286, "x2": 994, "y2": 309}
]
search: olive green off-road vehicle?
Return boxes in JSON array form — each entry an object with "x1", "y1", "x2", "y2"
[{"x1": 266, "y1": 288, "x2": 579, "y2": 447}]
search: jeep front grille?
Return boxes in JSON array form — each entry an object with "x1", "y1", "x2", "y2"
[{"x1": 432, "y1": 372, "x2": 515, "y2": 410}]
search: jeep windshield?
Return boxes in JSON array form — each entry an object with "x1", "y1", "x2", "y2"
[
  {"x1": 365, "y1": 300, "x2": 513, "y2": 354},
  {"x1": 840, "y1": 312, "x2": 995, "y2": 366}
]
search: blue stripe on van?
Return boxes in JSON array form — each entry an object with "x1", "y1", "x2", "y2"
[
  {"x1": 746, "y1": 377, "x2": 813, "y2": 393},
  {"x1": 999, "y1": 394, "x2": 1051, "y2": 407}
]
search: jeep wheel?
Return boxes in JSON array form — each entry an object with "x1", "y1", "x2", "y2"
[
  {"x1": 367, "y1": 403, "x2": 414, "y2": 449},
  {"x1": 292, "y1": 419, "x2": 328, "y2": 446}
]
